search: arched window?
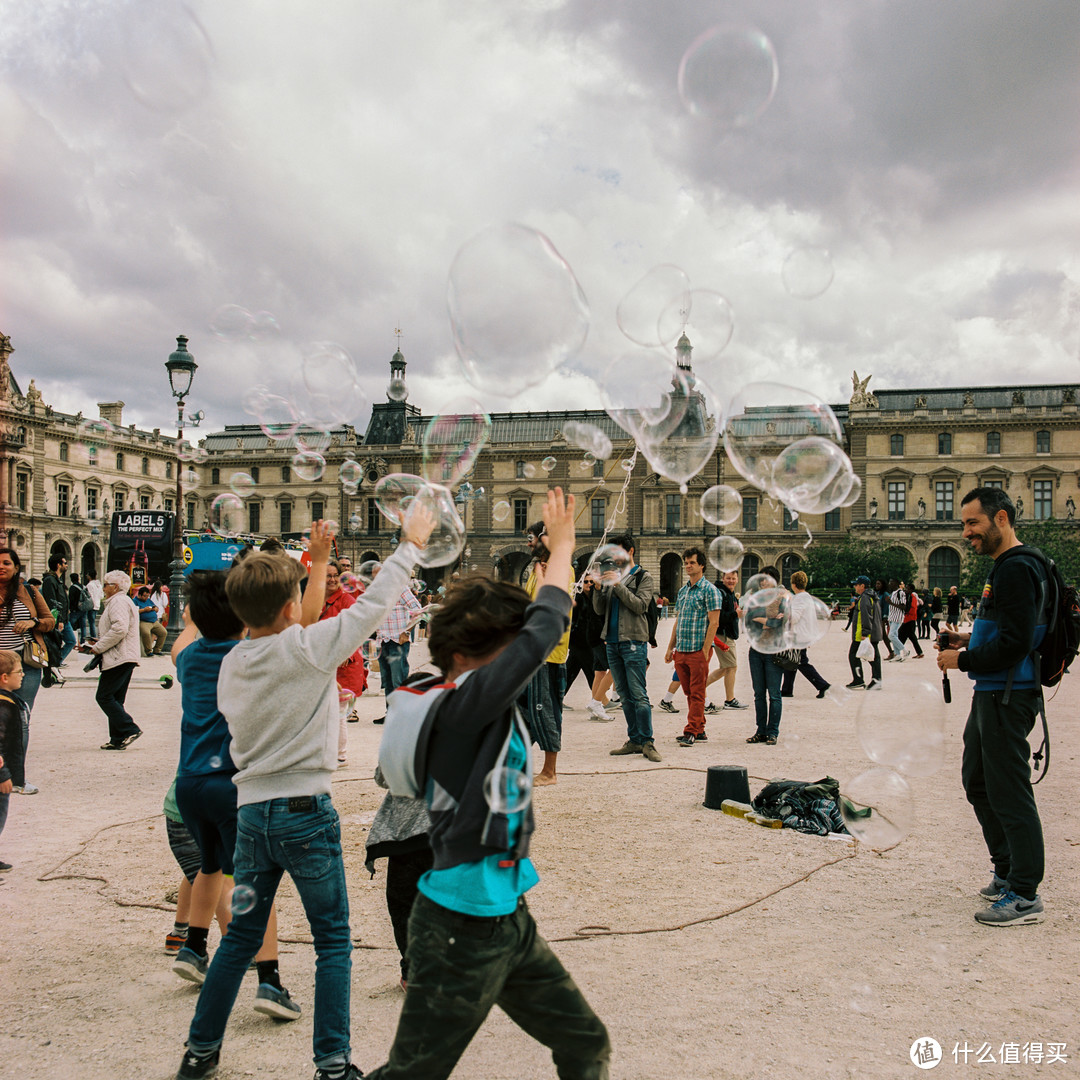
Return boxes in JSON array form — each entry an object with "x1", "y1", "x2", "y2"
[
  {"x1": 59, "y1": 442, "x2": 69, "y2": 462},
  {"x1": 116, "y1": 452, "x2": 124, "y2": 471},
  {"x1": 780, "y1": 553, "x2": 801, "y2": 587},
  {"x1": 740, "y1": 553, "x2": 761, "y2": 591},
  {"x1": 211, "y1": 467, "x2": 220, "y2": 485},
  {"x1": 937, "y1": 432, "x2": 952, "y2": 455},
  {"x1": 928, "y1": 547, "x2": 961, "y2": 593},
  {"x1": 141, "y1": 456, "x2": 150, "y2": 476},
  {"x1": 986, "y1": 431, "x2": 1001, "y2": 454},
  {"x1": 890, "y1": 434, "x2": 904, "y2": 457}
]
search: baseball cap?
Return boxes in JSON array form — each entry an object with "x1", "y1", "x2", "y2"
[{"x1": 852, "y1": 575, "x2": 871, "y2": 586}]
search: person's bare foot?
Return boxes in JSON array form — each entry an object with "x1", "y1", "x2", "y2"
[{"x1": 534, "y1": 773, "x2": 557, "y2": 786}]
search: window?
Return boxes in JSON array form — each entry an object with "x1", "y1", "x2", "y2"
[
  {"x1": 57, "y1": 483, "x2": 69, "y2": 517},
  {"x1": 87, "y1": 489, "x2": 99, "y2": 516},
  {"x1": 890, "y1": 434, "x2": 904, "y2": 457},
  {"x1": 164, "y1": 498, "x2": 173, "y2": 513},
  {"x1": 513, "y1": 499, "x2": 528, "y2": 534},
  {"x1": 740, "y1": 553, "x2": 760, "y2": 591},
  {"x1": 984, "y1": 479, "x2": 1003, "y2": 489},
  {"x1": 141, "y1": 456, "x2": 150, "y2": 476},
  {"x1": 16, "y1": 426, "x2": 26, "y2": 444},
  {"x1": 780, "y1": 554, "x2": 801, "y2": 588},
  {"x1": 928, "y1": 547, "x2": 960, "y2": 593},
  {"x1": 248, "y1": 503, "x2": 260, "y2": 533},
  {"x1": 664, "y1": 494, "x2": 680, "y2": 534},
  {"x1": 1035, "y1": 430, "x2": 1050, "y2": 454},
  {"x1": 280, "y1": 503, "x2": 292, "y2": 534},
  {"x1": 824, "y1": 508, "x2": 841, "y2": 531},
  {"x1": 367, "y1": 498, "x2": 380, "y2": 533},
  {"x1": 311, "y1": 501, "x2": 323, "y2": 522},
  {"x1": 140, "y1": 494, "x2": 150, "y2": 510},
  {"x1": 887, "y1": 481, "x2": 906, "y2": 520},
  {"x1": 937, "y1": 433, "x2": 952, "y2": 456},
  {"x1": 1033, "y1": 479, "x2": 1053, "y2": 520},
  {"x1": 282, "y1": 465, "x2": 291, "y2": 483},
  {"x1": 165, "y1": 461, "x2": 173, "y2": 479},
  {"x1": 88, "y1": 445, "x2": 97, "y2": 466},
  {"x1": 116, "y1": 452, "x2": 124, "y2": 471},
  {"x1": 442, "y1": 461, "x2": 453, "y2": 481},
  {"x1": 742, "y1": 496, "x2": 758, "y2": 532},
  {"x1": 250, "y1": 466, "x2": 260, "y2": 483},
  {"x1": 59, "y1": 442, "x2": 69, "y2": 462},
  {"x1": 186, "y1": 502, "x2": 196, "y2": 530},
  {"x1": 516, "y1": 461, "x2": 527, "y2": 480},
  {"x1": 935, "y1": 481, "x2": 954, "y2": 521},
  {"x1": 782, "y1": 507, "x2": 798, "y2": 531},
  {"x1": 593, "y1": 498, "x2": 607, "y2": 534},
  {"x1": 16, "y1": 473, "x2": 27, "y2": 511},
  {"x1": 986, "y1": 432, "x2": 1001, "y2": 455},
  {"x1": 210, "y1": 467, "x2": 220, "y2": 485},
  {"x1": 593, "y1": 459, "x2": 604, "y2": 478}
]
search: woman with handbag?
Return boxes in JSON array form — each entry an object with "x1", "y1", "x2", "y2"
[{"x1": 0, "y1": 548, "x2": 57, "y2": 794}]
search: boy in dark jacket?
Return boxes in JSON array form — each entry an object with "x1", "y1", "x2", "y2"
[
  {"x1": 373, "y1": 488, "x2": 610, "y2": 1079},
  {"x1": 0, "y1": 650, "x2": 27, "y2": 873}
]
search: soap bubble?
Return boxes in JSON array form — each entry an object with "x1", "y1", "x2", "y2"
[
  {"x1": 302, "y1": 341, "x2": 358, "y2": 401},
  {"x1": 782, "y1": 246, "x2": 834, "y2": 300},
  {"x1": 323, "y1": 519, "x2": 340, "y2": 534},
  {"x1": 242, "y1": 385, "x2": 272, "y2": 418},
  {"x1": 338, "y1": 689, "x2": 356, "y2": 721},
  {"x1": 840, "y1": 473, "x2": 862, "y2": 508},
  {"x1": 340, "y1": 461, "x2": 363, "y2": 488},
  {"x1": 180, "y1": 467, "x2": 200, "y2": 493},
  {"x1": 584, "y1": 544, "x2": 633, "y2": 586},
  {"x1": 700, "y1": 485, "x2": 743, "y2": 526},
  {"x1": 616, "y1": 265, "x2": 692, "y2": 349},
  {"x1": 542, "y1": 456, "x2": 557, "y2": 473},
  {"x1": 677, "y1": 24, "x2": 778, "y2": 128},
  {"x1": 189, "y1": 445, "x2": 210, "y2": 465},
  {"x1": 561, "y1": 421, "x2": 612, "y2": 461},
  {"x1": 387, "y1": 376, "x2": 408, "y2": 402},
  {"x1": 122, "y1": 4, "x2": 214, "y2": 113},
  {"x1": 744, "y1": 572, "x2": 777, "y2": 594},
  {"x1": 374, "y1": 473, "x2": 426, "y2": 525},
  {"x1": 250, "y1": 311, "x2": 280, "y2": 340},
  {"x1": 257, "y1": 394, "x2": 300, "y2": 442},
  {"x1": 770, "y1": 437, "x2": 850, "y2": 514},
  {"x1": 723, "y1": 383, "x2": 843, "y2": 492},
  {"x1": 602, "y1": 353, "x2": 690, "y2": 445},
  {"x1": 230, "y1": 883, "x2": 258, "y2": 916},
  {"x1": 209, "y1": 304, "x2": 254, "y2": 339},
  {"x1": 209, "y1": 756, "x2": 222, "y2": 769},
  {"x1": 421, "y1": 401, "x2": 492, "y2": 488},
  {"x1": 855, "y1": 682, "x2": 946, "y2": 778},
  {"x1": 619, "y1": 458, "x2": 634, "y2": 472},
  {"x1": 210, "y1": 493, "x2": 244, "y2": 536},
  {"x1": 229, "y1": 472, "x2": 256, "y2": 498},
  {"x1": 493, "y1": 501, "x2": 511, "y2": 523},
  {"x1": 740, "y1": 586, "x2": 790, "y2": 653},
  {"x1": 291, "y1": 451, "x2": 325, "y2": 482},
  {"x1": 707, "y1": 535, "x2": 744, "y2": 573},
  {"x1": 408, "y1": 485, "x2": 466, "y2": 569},
  {"x1": 840, "y1": 768, "x2": 914, "y2": 847},
  {"x1": 639, "y1": 373, "x2": 721, "y2": 488},
  {"x1": 296, "y1": 428, "x2": 333, "y2": 455},
  {"x1": 658, "y1": 290, "x2": 734, "y2": 360},
  {"x1": 357, "y1": 560, "x2": 382, "y2": 584},
  {"x1": 522, "y1": 463, "x2": 536, "y2": 479},
  {"x1": 483, "y1": 766, "x2": 531, "y2": 814},
  {"x1": 75, "y1": 418, "x2": 114, "y2": 460},
  {"x1": 448, "y1": 223, "x2": 589, "y2": 397},
  {"x1": 339, "y1": 572, "x2": 362, "y2": 596}
]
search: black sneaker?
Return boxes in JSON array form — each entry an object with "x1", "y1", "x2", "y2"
[
  {"x1": 693, "y1": 731, "x2": 708, "y2": 742},
  {"x1": 723, "y1": 698, "x2": 749, "y2": 710},
  {"x1": 844, "y1": 680, "x2": 865, "y2": 689},
  {"x1": 703, "y1": 702, "x2": 718, "y2": 714},
  {"x1": 0, "y1": 860, "x2": 12, "y2": 872},
  {"x1": 177, "y1": 1048, "x2": 219, "y2": 1079},
  {"x1": 657, "y1": 700, "x2": 680, "y2": 714},
  {"x1": 372, "y1": 716, "x2": 386, "y2": 725},
  {"x1": 675, "y1": 733, "x2": 696, "y2": 747},
  {"x1": 313, "y1": 1064, "x2": 364, "y2": 1080}
]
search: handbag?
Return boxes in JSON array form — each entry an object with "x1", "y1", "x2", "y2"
[
  {"x1": 23, "y1": 634, "x2": 48, "y2": 669},
  {"x1": 773, "y1": 648, "x2": 802, "y2": 672},
  {"x1": 856, "y1": 638, "x2": 874, "y2": 661}
]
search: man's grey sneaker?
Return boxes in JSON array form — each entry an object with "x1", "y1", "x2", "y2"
[
  {"x1": 610, "y1": 741, "x2": 644, "y2": 755},
  {"x1": 12, "y1": 783, "x2": 39, "y2": 794},
  {"x1": 605, "y1": 696, "x2": 621, "y2": 710},
  {"x1": 703, "y1": 702, "x2": 718, "y2": 714},
  {"x1": 675, "y1": 733, "x2": 696, "y2": 747},
  {"x1": 658, "y1": 700, "x2": 680, "y2": 713},
  {"x1": 172, "y1": 947, "x2": 209, "y2": 984},
  {"x1": 176, "y1": 1048, "x2": 219, "y2": 1079},
  {"x1": 974, "y1": 891, "x2": 1045, "y2": 926},
  {"x1": 979, "y1": 875, "x2": 1010, "y2": 900},
  {"x1": 641, "y1": 741, "x2": 662, "y2": 762},
  {"x1": 723, "y1": 698, "x2": 749, "y2": 710},
  {"x1": 254, "y1": 983, "x2": 302, "y2": 1021},
  {"x1": 313, "y1": 1064, "x2": 365, "y2": 1080}
]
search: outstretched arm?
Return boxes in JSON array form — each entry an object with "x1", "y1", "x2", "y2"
[{"x1": 300, "y1": 520, "x2": 333, "y2": 627}]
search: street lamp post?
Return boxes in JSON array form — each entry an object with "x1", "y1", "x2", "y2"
[{"x1": 163, "y1": 335, "x2": 197, "y2": 648}]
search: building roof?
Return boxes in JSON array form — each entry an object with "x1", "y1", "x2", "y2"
[{"x1": 871, "y1": 385, "x2": 1073, "y2": 412}]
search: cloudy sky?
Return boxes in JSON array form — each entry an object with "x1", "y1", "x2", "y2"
[{"x1": 2, "y1": 0, "x2": 1079, "y2": 438}]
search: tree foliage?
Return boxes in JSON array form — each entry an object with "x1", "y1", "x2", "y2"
[
  {"x1": 802, "y1": 536, "x2": 917, "y2": 591},
  {"x1": 961, "y1": 520, "x2": 1080, "y2": 592}
]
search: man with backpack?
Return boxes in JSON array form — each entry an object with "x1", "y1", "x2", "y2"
[
  {"x1": 591, "y1": 533, "x2": 661, "y2": 763},
  {"x1": 937, "y1": 487, "x2": 1050, "y2": 927}
]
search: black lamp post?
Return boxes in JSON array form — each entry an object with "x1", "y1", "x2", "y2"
[{"x1": 164, "y1": 335, "x2": 197, "y2": 647}]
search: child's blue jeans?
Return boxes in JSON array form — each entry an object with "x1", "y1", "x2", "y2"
[{"x1": 187, "y1": 794, "x2": 352, "y2": 1071}]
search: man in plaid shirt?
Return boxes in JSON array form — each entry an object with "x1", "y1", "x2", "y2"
[
  {"x1": 374, "y1": 577, "x2": 423, "y2": 724},
  {"x1": 665, "y1": 547, "x2": 721, "y2": 747}
]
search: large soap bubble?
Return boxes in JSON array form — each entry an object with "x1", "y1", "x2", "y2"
[
  {"x1": 421, "y1": 400, "x2": 492, "y2": 488},
  {"x1": 840, "y1": 768, "x2": 914, "y2": 848},
  {"x1": 616, "y1": 264, "x2": 692, "y2": 349},
  {"x1": 740, "y1": 586, "x2": 790, "y2": 653},
  {"x1": 723, "y1": 383, "x2": 843, "y2": 492},
  {"x1": 210, "y1": 493, "x2": 244, "y2": 537},
  {"x1": 448, "y1": 223, "x2": 589, "y2": 397},
  {"x1": 561, "y1": 421, "x2": 612, "y2": 461},
  {"x1": 855, "y1": 682, "x2": 947, "y2": 778},
  {"x1": 782, "y1": 246, "x2": 834, "y2": 300},
  {"x1": 584, "y1": 544, "x2": 633, "y2": 586},
  {"x1": 602, "y1": 352, "x2": 693, "y2": 446},
  {"x1": 638, "y1": 373, "x2": 721, "y2": 491},
  {"x1": 229, "y1": 472, "x2": 256, "y2": 498},
  {"x1": 483, "y1": 766, "x2": 531, "y2": 814},
  {"x1": 783, "y1": 591, "x2": 832, "y2": 650},
  {"x1": 658, "y1": 290, "x2": 734, "y2": 361},
  {"x1": 700, "y1": 484, "x2": 743, "y2": 526},
  {"x1": 677, "y1": 24, "x2": 779, "y2": 128},
  {"x1": 122, "y1": 4, "x2": 214, "y2": 114},
  {"x1": 257, "y1": 394, "x2": 300, "y2": 443},
  {"x1": 374, "y1": 473, "x2": 426, "y2": 526},
  {"x1": 707, "y1": 535, "x2": 744, "y2": 573},
  {"x1": 409, "y1": 484, "x2": 466, "y2": 569},
  {"x1": 770, "y1": 436, "x2": 850, "y2": 514},
  {"x1": 291, "y1": 451, "x2": 325, "y2": 482}
]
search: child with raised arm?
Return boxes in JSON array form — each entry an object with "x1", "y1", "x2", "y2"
[
  {"x1": 372, "y1": 488, "x2": 610, "y2": 1080},
  {"x1": 176, "y1": 508, "x2": 435, "y2": 1080}
]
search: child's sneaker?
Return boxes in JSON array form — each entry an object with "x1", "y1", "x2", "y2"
[
  {"x1": 165, "y1": 930, "x2": 189, "y2": 954},
  {"x1": 253, "y1": 983, "x2": 302, "y2": 1021},
  {"x1": 172, "y1": 946, "x2": 209, "y2": 984},
  {"x1": 176, "y1": 1047, "x2": 219, "y2": 1079}
]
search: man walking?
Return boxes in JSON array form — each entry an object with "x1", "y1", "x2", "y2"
[
  {"x1": 593, "y1": 534, "x2": 661, "y2": 763},
  {"x1": 665, "y1": 548, "x2": 721, "y2": 747},
  {"x1": 705, "y1": 570, "x2": 748, "y2": 711},
  {"x1": 937, "y1": 487, "x2": 1048, "y2": 926},
  {"x1": 846, "y1": 576, "x2": 883, "y2": 690},
  {"x1": 42, "y1": 553, "x2": 76, "y2": 664}
]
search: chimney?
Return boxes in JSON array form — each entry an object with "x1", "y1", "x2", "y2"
[{"x1": 98, "y1": 401, "x2": 124, "y2": 426}]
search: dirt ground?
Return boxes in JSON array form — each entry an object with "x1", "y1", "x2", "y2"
[{"x1": 1, "y1": 620, "x2": 1077, "y2": 1079}]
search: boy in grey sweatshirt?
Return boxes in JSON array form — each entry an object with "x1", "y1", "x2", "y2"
[{"x1": 177, "y1": 507, "x2": 434, "y2": 1080}]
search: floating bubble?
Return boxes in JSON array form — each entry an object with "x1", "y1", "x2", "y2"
[
  {"x1": 324, "y1": 519, "x2": 340, "y2": 534},
  {"x1": 189, "y1": 445, "x2": 210, "y2": 465},
  {"x1": 561, "y1": 421, "x2": 612, "y2": 461},
  {"x1": 619, "y1": 458, "x2": 634, "y2": 472},
  {"x1": 638, "y1": 373, "x2": 722, "y2": 488},
  {"x1": 180, "y1": 467, "x2": 200, "y2": 493},
  {"x1": 229, "y1": 472, "x2": 256, "y2": 498},
  {"x1": 700, "y1": 485, "x2": 743, "y2": 526},
  {"x1": 122, "y1": 4, "x2": 214, "y2": 114},
  {"x1": 744, "y1": 571, "x2": 778, "y2": 594},
  {"x1": 782, "y1": 246, "x2": 834, "y2": 300},
  {"x1": 338, "y1": 689, "x2": 356, "y2": 721},
  {"x1": 542, "y1": 456, "x2": 557, "y2": 473},
  {"x1": 840, "y1": 768, "x2": 914, "y2": 847},
  {"x1": 855, "y1": 682, "x2": 946, "y2": 778},
  {"x1": 291, "y1": 451, "x2": 326, "y2": 482},
  {"x1": 740, "y1": 586, "x2": 790, "y2": 653},
  {"x1": 770, "y1": 437, "x2": 850, "y2": 514},
  {"x1": 584, "y1": 544, "x2": 633, "y2": 586},
  {"x1": 296, "y1": 428, "x2": 333, "y2": 455},
  {"x1": 288, "y1": 371, "x2": 359, "y2": 428},
  {"x1": 707, "y1": 535, "x2": 744, "y2": 573},
  {"x1": 209, "y1": 755, "x2": 222, "y2": 769},
  {"x1": 209, "y1": 304, "x2": 254, "y2": 339},
  {"x1": 230, "y1": 883, "x2": 258, "y2": 916},
  {"x1": 210, "y1": 493, "x2": 244, "y2": 537},
  {"x1": 658, "y1": 290, "x2": 734, "y2": 359},
  {"x1": 342, "y1": 481, "x2": 360, "y2": 497},
  {"x1": 408, "y1": 484, "x2": 466, "y2": 569},
  {"x1": 374, "y1": 473, "x2": 426, "y2": 526},
  {"x1": 257, "y1": 395, "x2": 300, "y2": 442},
  {"x1": 616, "y1": 264, "x2": 692, "y2": 349},
  {"x1": 357, "y1": 560, "x2": 382, "y2": 584},
  {"x1": 250, "y1": 311, "x2": 280, "y2": 340},
  {"x1": 421, "y1": 401, "x2": 492, "y2": 488},
  {"x1": 840, "y1": 473, "x2": 863, "y2": 509},
  {"x1": 783, "y1": 591, "x2": 832, "y2": 651},
  {"x1": 75, "y1": 418, "x2": 114, "y2": 460},
  {"x1": 522, "y1": 463, "x2": 536, "y2": 479},
  {"x1": 492, "y1": 501, "x2": 511, "y2": 523},
  {"x1": 339, "y1": 461, "x2": 363, "y2": 488},
  {"x1": 387, "y1": 375, "x2": 408, "y2": 402},
  {"x1": 302, "y1": 341, "x2": 359, "y2": 402},
  {"x1": 242, "y1": 385, "x2": 272, "y2": 418},
  {"x1": 339, "y1": 572, "x2": 362, "y2": 596},
  {"x1": 483, "y1": 766, "x2": 532, "y2": 814},
  {"x1": 677, "y1": 24, "x2": 778, "y2": 128},
  {"x1": 448, "y1": 223, "x2": 589, "y2": 397},
  {"x1": 602, "y1": 353, "x2": 690, "y2": 445}
]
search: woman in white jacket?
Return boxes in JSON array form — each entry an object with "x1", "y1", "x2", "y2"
[{"x1": 82, "y1": 570, "x2": 143, "y2": 750}]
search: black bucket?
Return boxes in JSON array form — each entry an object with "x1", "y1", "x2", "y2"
[{"x1": 703, "y1": 764, "x2": 751, "y2": 809}]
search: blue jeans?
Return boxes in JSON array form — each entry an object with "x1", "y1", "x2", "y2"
[
  {"x1": 0, "y1": 791, "x2": 8, "y2": 841},
  {"x1": 379, "y1": 640, "x2": 411, "y2": 698},
  {"x1": 748, "y1": 648, "x2": 783, "y2": 739},
  {"x1": 606, "y1": 640, "x2": 653, "y2": 745},
  {"x1": 188, "y1": 795, "x2": 352, "y2": 1070},
  {"x1": 70, "y1": 610, "x2": 88, "y2": 643},
  {"x1": 59, "y1": 621, "x2": 76, "y2": 663}
]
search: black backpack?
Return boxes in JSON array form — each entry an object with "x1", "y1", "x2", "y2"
[{"x1": 631, "y1": 568, "x2": 661, "y2": 648}]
